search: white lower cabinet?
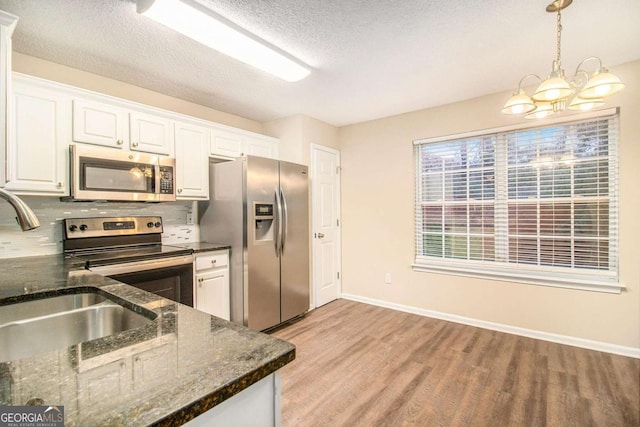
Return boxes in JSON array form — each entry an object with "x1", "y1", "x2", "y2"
[
  {"x1": 184, "y1": 373, "x2": 281, "y2": 427},
  {"x1": 5, "y1": 78, "x2": 69, "y2": 195},
  {"x1": 77, "y1": 357, "x2": 130, "y2": 412},
  {"x1": 194, "y1": 250, "x2": 230, "y2": 320},
  {"x1": 76, "y1": 336, "x2": 177, "y2": 411}
]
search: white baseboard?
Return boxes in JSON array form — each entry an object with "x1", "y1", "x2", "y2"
[{"x1": 341, "y1": 293, "x2": 640, "y2": 359}]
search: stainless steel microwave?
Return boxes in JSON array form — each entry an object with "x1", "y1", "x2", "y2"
[{"x1": 68, "y1": 145, "x2": 176, "y2": 202}]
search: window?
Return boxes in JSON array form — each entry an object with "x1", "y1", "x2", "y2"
[{"x1": 414, "y1": 110, "x2": 620, "y2": 293}]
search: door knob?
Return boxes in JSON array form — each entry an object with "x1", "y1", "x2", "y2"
[{"x1": 317, "y1": 233, "x2": 325, "y2": 238}]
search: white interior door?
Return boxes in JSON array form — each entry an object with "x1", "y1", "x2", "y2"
[{"x1": 311, "y1": 144, "x2": 341, "y2": 308}]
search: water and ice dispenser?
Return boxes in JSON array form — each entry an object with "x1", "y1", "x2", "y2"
[{"x1": 254, "y1": 202, "x2": 275, "y2": 242}]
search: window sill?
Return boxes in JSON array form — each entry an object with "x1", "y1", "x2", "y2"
[{"x1": 412, "y1": 261, "x2": 623, "y2": 294}]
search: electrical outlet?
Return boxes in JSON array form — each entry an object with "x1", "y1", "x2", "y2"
[
  {"x1": 186, "y1": 213, "x2": 194, "y2": 225},
  {"x1": 384, "y1": 273, "x2": 392, "y2": 284}
]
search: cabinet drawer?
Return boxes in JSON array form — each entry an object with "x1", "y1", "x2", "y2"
[{"x1": 195, "y1": 251, "x2": 228, "y2": 271}]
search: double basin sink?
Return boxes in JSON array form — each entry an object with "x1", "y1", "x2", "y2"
[{"x1": 0, "y1": 289, "x2": 156, "y2": 362}]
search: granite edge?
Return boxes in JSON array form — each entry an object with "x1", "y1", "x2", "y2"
[{"x1": 151, "y1": 348, "x2": 296, "y2": 426}]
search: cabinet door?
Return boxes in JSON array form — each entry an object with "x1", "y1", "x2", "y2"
[
  {"x1": 210, "y1": 128, "x2": 243, "y2": 158},
  {"x1": 244, "y1": 135, "x2": 275, "y2": 159},
  {"x1": 174, "y1": 121, "x2": 209, "y2": 200},
  {"x1": 77, "y1": 358, "x2": 130, "y2": 411},
  {"x1": 72, "y1": 99, "x2": 128, "y2": 148},
  {"x1": 6, "y1": 81, "x2": 69, "y2": 194},
  {"x1": 196, "y1": 270, "x2": 230, "y2": 320},
  {"x1": 132, "y1": 341, "x2": 177, "y2": 392},
  {"x1": 130, "y1": 111, "x2": 172, "y2": 155}
]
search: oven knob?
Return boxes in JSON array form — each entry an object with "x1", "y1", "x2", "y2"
[
  {"x1": 147, "y1": 222, "x2": 154, "y2": 228},
  {"x1": 68, "y1": 225, "x2": 78, "y2": 232},
  {"x1": 79, "y1": 224, "x2": 88, "y2": 231},
  {"x1": 154, "y1": 221, "x2": 162, "y2": 228}
]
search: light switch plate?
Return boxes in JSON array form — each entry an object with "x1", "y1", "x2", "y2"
[{"x1": 186, "y1": 213, "x2": 194, "y2": 225}]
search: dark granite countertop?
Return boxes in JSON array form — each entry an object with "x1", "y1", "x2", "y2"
[
  {"x1": 0, "y1": 254, "x2": 295, "y2": 426},
  {"x1": 172, "y1": 242, "x2": 231, "y2": 253}
]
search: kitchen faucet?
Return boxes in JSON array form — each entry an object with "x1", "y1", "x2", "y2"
[{"x1": 0, "y1": 188, "x2": 40, "y2": 231}]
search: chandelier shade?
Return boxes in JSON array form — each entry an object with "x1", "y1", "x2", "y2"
[
  {"x1": 568, "y1": 96, "x2": 605, "y2": 111},
  {"x1": 525, "y1": 103, "x2": 554, "y2": 120},
  {"x1": 579, "y1": 69, "x2": 626, "y2": 99},
  {"x1": 532, "y1": 74, "x2": 574, "y2": 102},
  {"x1": 501, "y1": 1, "x2": 624, "y2": 119},
  {"x1": 502, "y1": 89, "x2": 536, "y2": 114}
]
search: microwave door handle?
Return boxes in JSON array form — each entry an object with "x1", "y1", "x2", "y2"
[{"x1": 154, "y1": 163, "x2": 160, "y2": 196}]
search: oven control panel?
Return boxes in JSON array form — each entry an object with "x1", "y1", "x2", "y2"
[{"x1": 64, "y1": 216, "x2": 164, "y2": 239}]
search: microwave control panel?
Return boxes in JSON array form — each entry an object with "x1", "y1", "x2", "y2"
[{"x1": 159, "y1": 166, "x2": 174, "y2": 195}]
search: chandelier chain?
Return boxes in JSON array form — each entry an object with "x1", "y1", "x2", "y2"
[{"x1": 556, "y1": 10, "x2": 562, "y2": 65}]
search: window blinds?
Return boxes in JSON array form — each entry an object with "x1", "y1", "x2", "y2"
[{"x1": 414, "y1": 111, "x2": 619, "y2": 291}]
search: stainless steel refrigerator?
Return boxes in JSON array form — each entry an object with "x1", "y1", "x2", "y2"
[{"x1": 199, "y1": 156, "x2": 310, "y2": 331}]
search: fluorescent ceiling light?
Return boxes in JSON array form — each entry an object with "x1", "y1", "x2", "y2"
[{"x1": 137, "y1": 0, "x2": 311, "y2": 82}]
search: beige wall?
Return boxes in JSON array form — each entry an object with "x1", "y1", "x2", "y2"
[
  {"x1": 263, "y1": 115, "x2": 305, "y2": 164},
  {"x1": 338, "y1": 59, "x2": 640, "y2": 349},
  {"x1": 264, "y1": 114, "x2": 339, "y2": 165},
  {"x1": 12, "y1": 52, "x2": 263, "y2": 133}
]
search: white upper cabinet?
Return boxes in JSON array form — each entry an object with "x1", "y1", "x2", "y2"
[
  {"x1": 6, "y1": 78, "x2": 69, "y2": 195},
  {"x1": 73, "y1": 100, "x2": 173, "y2": 155},
  {"x1": 245, "y1": 135, "x2": 277, "y2": 158},
  {"x1": 130, "y1": 111, "x2": 173, "y2": 155},
  {"x1": 0, "y1": 11, "x2": 18, "y2": 188},
  {"x1": 72, "y1": 99, "x2": 128, "y2": 148},
  {"x1": 210, "y1": 127, "x2": 278, "y2": 160},
  {"x1": 4, "y1": 73, "x2": 279, "y2": 196},
  {"x1": 210, "y1": 127, "x2": 244, "y2": 158},
  {"x1": 174, "y1": 121, "x2": 209, "y2": 200}
]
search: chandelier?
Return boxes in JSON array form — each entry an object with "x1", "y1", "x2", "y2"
[{"x1": 502, "y1": 0, "x2": 625, "y2": 119}]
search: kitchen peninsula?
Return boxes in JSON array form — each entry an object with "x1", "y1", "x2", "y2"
[{"x1": 0, "y1": 254, "x2": 295, "y2": 426}]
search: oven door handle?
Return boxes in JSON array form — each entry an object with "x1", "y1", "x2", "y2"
[{"x1": 89, "y1": 255, "x2": 194, "y2": 276}]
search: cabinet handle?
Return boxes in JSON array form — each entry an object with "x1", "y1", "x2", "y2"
[
  {"x1": 132, "y1": 141, "x2": 139, "y2": 147},
  {"x1": 178, "y1": 188, "x2": 183, "y2": 194},
  {"x1": 57, "y1": 182, "x2": 63, "y2": 188},
  {"x1": 211, "y1": 259, "x2": 216, "y2": 265},
  {"x1": 116, "y1": 139, "x2": 124, "y2": 145}
]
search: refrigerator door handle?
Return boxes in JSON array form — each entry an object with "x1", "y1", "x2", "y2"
[
  {"x1": 280, "y1": 186, "x2": 288, "y2": 253},
  {"x1": 275, "y1": 187, "x2": 283, "y2": 257}
]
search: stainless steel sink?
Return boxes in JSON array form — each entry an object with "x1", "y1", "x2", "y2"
[{"x1": 0, "y1": 291, "x2": 156, "y2": 362}]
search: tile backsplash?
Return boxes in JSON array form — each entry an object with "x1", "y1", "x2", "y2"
[{"x1": 0, "y1": 196, "x2": 199, "y2": 259}]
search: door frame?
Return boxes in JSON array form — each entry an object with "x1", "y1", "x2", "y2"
[{"x1": 310, "y1": 144, "x2": 342, "y2": 309}]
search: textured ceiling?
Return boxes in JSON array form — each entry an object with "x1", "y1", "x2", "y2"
[{"x1": 0, "y1": 0, "x2": 639, "y2": 127}]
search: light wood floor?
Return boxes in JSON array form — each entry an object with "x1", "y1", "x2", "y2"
[{"x1": 271, "y1": 299, "x2": 639, "y2": 427}]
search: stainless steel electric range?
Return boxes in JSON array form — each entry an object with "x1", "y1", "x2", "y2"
[{"x1": 63, "y1": 216, "x2": 194, "y2": 306}]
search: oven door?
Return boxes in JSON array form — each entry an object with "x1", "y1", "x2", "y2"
[{"x1": 90, "y1": 255, "x2": 194, "y2": 307}]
